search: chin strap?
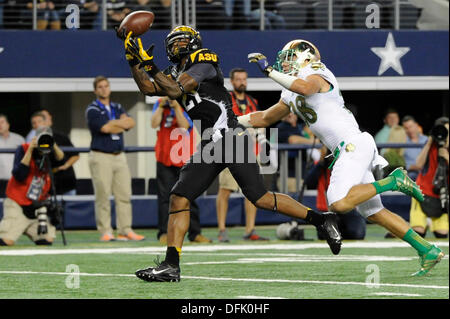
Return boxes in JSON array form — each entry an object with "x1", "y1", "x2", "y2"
[{"x1": 169, "y1": 209, "x2": 191, "y2": 215}]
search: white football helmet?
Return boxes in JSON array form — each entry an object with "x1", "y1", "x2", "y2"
[{"x1": 273, "y1": 40, "x2": 321, "y2": 75}]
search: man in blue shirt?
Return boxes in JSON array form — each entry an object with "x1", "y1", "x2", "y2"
[
  {"x1": 402, "y1": 115, "x2": 428, "y2": 181},
  {"x1": 85, "y1": 76, "x2": 144, "y2": 242}
]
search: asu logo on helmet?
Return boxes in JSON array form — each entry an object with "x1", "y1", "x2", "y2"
[
  {"x1": 274, "y1": 40, "x2": 321, "y2": 75},
  {"x1": 165, "y1": 25, "x2": 203, "y2": 64}
]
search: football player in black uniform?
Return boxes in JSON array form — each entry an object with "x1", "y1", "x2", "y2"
[{"x1": 118, "y1": 25, "x2": 342, "y2": 282}]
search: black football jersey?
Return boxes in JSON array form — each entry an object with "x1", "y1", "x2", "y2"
[{"x1": 166, "y1": 49, "x2": 239, "y2": 138}]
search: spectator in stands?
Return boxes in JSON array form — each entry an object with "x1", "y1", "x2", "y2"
[
  {"x1": 61, "y1": 0, "x2": 99, "y2": 29},
  {"x1": 0, "y1": 114, "x2": 25, "y2": 180},
  {"x1": 375, "y1": 108, "x2": 400, "y2": 144},
  {"x1": 151, "y1": 97, "x2": 212, "y2": 244},
  {"x1": 249, "y1": 0, "x2": 285, "y2": 29},
  {"x1": 402, "y1": 115, "x2": 428, "y2": 180},
  {"x1": 276, "y1": 112, "x2": 315, "y2": 192},
  {"x1": 132, "y1": 0, "x2": 171, "y2": 29},
  {"x1": 85, "y1": 75, "x2": 144, "y2": 242},
  {"x1": 196, "y1": 0, "x2": 229, "y2": 29},
  {"x1": 21, "y1": 0, "x2": 61, "y2": 30},
  {"x1": 26, "y1": 108, "x2": 53, "y2": 142},
  {"x1": 375, "y1": 108, "x2": 407, "y2": 175},
  {"x1": 409, "y1": 117, "x2": 449, "y2": 239},
  {"x1": 0, "y1": 127, "x2": 64, "y2": 246},
  {"x1": 223, "y1": 0, "x2": 251, "y2": 28},
  {"x1": 307, "y1": 146, "x2": 366, "y2": 240},
  {"x1": 216, "y1": 68, "x2": 268, "y2": 242},
  {"x1": 92, "y1": 0, "x2": 131, "y2": 29},
  {"x1": 26, "y1": 111, "x2": 47, "y2": 142},
  {"x1": 39, "y1": 109, "x2": 80, "y2": 196}
]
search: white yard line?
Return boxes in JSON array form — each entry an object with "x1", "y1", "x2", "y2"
[
  {"x1": 371, "y1": 292, "x2": 423, "y2": 297},
  {"x1": 0, "y1": 241, "x2": 448, "y2": 256},
  {"x1": 0, "y1": 270, "x2": 447, "y2": 290},
  {"x1": 237, "y1": 296, "x2": 287, "y2": 299}
]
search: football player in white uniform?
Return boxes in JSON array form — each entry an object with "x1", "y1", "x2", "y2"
[{"x1": 240, "y1": 40, "x2": 444, "y2": 276}]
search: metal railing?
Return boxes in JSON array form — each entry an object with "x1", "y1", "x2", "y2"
[
  {"x1": 0, "y1": 0, "x2": 441, "y2": 30},
  {"x1": 0, "y1": 142, "x2": 426, "y2": 195}
]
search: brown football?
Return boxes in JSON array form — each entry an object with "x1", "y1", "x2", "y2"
[{"x1": 118, "y1": 11, "x2": 154, "y2": 37}]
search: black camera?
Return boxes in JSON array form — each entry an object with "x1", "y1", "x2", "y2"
[
  {"x1": 431, "y1": 124, "x2": 448, "y2": 147},
  {"x1": 36, "y1": 127, "x2": 54, "y2": 155}
]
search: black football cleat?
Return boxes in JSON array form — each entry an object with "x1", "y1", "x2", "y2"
[
  {"x1": 317, "y1": 212, "x2": 342, "y2": 255},
  {"x1": 135, "y1": 260, "x2": 181, "y2": 282}
]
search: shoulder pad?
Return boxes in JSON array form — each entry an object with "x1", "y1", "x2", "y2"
[{"x1": 189, "y1": 49, "x2": 219, "y2": 65}]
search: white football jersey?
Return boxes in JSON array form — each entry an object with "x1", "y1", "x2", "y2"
[{"x1": 280, "y1": 62, "x2": 361, "y2": 151}]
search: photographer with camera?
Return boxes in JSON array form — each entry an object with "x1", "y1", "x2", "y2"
[
  {"x1": 409, "y1": 117, "x2": 449, "y2": 238},
  {"x1": 0, "y1": 126, "x2": 64, "y2": 246}
]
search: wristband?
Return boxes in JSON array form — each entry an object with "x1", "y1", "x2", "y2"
[{"x1": 268, "y1": 69, "x2": 297, "y2": 90}]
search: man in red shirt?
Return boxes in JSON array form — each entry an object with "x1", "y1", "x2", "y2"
[
  {"x1": 152, "y1": 97, "x2": 212, "y2": 244},
  {"x1": 216, "y1": 68, "x2": 268, "y2": 242},
  {"x1": 0, "y1": 127, "x2": 64, "y2": 246}
]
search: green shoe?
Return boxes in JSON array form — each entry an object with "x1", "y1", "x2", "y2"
[
  {"x1": 411, "y1": 245, "x2": 445, "y2": 277},
  {"x1": 389, "y1": 167, "x2": 424, "y2": 202}
]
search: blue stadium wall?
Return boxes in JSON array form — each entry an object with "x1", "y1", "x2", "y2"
[
  {"x1": 0, "y1": 30, "x2": 447, "y2": 228},
  {"x1": 0, "y1": 30, "x2": 448, "y2": 77},
  {"x1": 0, "y1": 194, "x2": 412, "y2": 229}
]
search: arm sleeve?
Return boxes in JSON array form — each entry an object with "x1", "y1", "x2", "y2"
[
  {"x1": 12, "y1": 147, "x2": 30, "y2": 182},
  {"x1": 116, "y1": 103, "x2": 129, "y2": 118},
  {"x1": 185, "y1": 63, "x2": 217, "y2": 84},
  {"x1": 86, "y1": 108, "x2": 108, "y2": 133}
]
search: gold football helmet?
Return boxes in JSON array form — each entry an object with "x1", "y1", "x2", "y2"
[
  {"x1": 273, "y1": 40, "x2": 321, "y2": 75},
  {"x1": 165, "y1": 25, "x2": 202, "y2": 63}
]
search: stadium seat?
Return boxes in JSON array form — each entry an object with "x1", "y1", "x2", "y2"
[
  {"x1": 308, "y1": 0, "x2": 345, "y2": 29},
  {"x1": 148, "y1": 178, "x2": 158, "y2": 195},
  {"x1": 76, "y1": 179, "x2": 94, "y2": 195},
  {"x1": 400, "y1": 2, "x2": 421, "y2": 29},
  {"x1": 276, "y1": 1, "x2": 308, "y2": 30},
  {"x1": 0, "y1": 179, "x2": 8, "y2": 198},
  {"x1": 131, "y1": 178, "x2": 145, "y2": 195}
]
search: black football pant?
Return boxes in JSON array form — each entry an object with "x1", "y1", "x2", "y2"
[
  {"x1": 156, "y1": 162, "x2": 202, "y2": 241},
  {"x1": 171, "y1": 128, "x2": 267, "y2": 205}
]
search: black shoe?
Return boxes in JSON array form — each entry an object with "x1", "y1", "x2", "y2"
[
  {"x1": 135, "y1": 260, "x2": 180, "y2": 282},
  {"x1": 317, "y1": 212, "x2": 342, "y2": 255}
]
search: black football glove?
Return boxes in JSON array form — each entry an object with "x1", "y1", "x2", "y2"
[{"x1": 248, "y1": 53, "x2": 273, "y2": 76}]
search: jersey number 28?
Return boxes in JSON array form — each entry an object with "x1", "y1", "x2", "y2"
[{"x1": 289, "y1": 95, "x2": 317, "y2": 125}]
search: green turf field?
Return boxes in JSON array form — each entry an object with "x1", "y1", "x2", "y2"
[{"x1": 0, "y1": 224, "x2": 448, "y2": 299}]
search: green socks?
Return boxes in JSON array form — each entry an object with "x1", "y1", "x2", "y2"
[
  {"x1": 372, "y1": 176, "x2": 396, "y2": 194},
  {"x1": 403, "y1": 228, "x2": 433, "y2": 255}
]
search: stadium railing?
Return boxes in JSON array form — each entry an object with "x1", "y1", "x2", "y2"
[
  {"x1": 0, "y1": 142, "x2": 425, "y2": 196},
  {"x1": 0, "y1": 0, "x2": 431, "y2": 30}
]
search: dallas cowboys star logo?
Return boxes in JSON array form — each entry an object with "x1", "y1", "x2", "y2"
[{"x1": 371, "y1": 32, "x2": 410, "y2": 76}]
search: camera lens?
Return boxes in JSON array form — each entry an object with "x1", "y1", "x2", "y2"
[
  {"x1": 36, "y1": 128, "x2": 54, "y2": 155},
  {"x1": 36, "y1": 206, "x2": 48, "y2": 235}
]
